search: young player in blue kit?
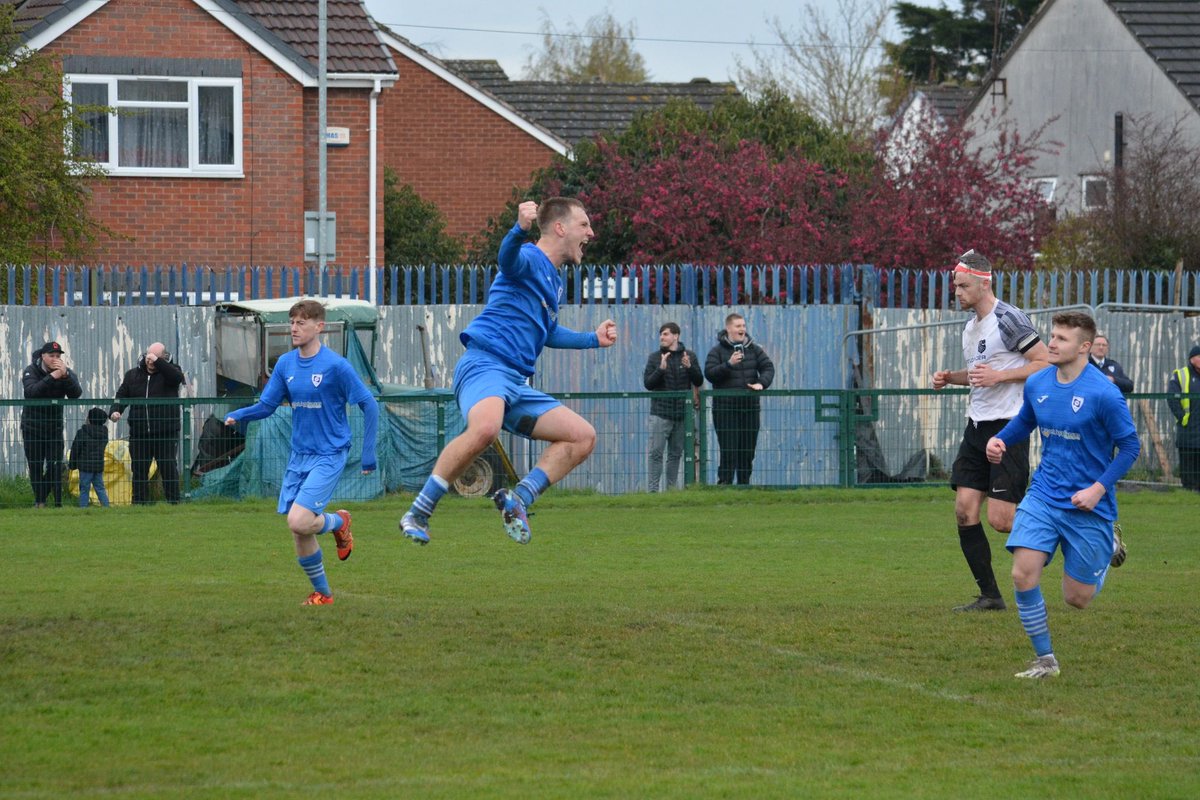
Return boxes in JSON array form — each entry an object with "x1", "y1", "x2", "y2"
[
  {"x1": 400, "y1": 198, "x2": 617, "y2": 545},
  {"x1": 225, "y1": 300, "x2": 379, "y2": 606},
  {"x1": 986, "y1": 312, "x2": 1139, "y2": 678}
]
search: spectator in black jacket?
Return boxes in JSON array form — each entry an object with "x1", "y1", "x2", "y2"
[
  {"x1": 704, "y1": 314, "x2": 775, "y2": 485},
  {"x1": 110, "y1": 342, "x2": 187, "y2": 504},
  {"x1": 21, "y1": 341, "x2": 83, "y2": 507},
  {"x1": 69, "y1": 407, "x2": 111, "y2": 508},
  {"x1": 643, "y1": 322, "x2": 703, "y2": 491},
  {"x1": 1089, "y1": 335, "x2": 1134, "y2": 394}
]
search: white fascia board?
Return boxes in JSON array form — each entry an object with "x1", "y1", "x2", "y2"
[
  {"x1": 23, "y1": 0, "x2": 110, "y2": 51},
  {"x1": 23, "y1": 0, "x2": 315, "y2": 85},
  {"x1": 377, "y1": 30, "x2": 569, "y2": 156},
  {"x1": 193, "y1": 0, "x2": 315, "y2": 85},
  {"x1": 328, "y1": 72, "x2": 398, "y2": 89}
]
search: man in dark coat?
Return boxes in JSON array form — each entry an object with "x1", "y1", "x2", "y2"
[
  {"x1": 110, "y1": 342, "x2": 187, "y2": 504},
  {"x1": 21, "y1": 341, "x2": 83, "y2": 507},
  {"x1": 643, "y1": 322, "x2": 703, "y2": 491},
  {"x1": 1168, "y1": 343, "x2": 1200, "y2": 492},
  {"x1": 1089, "y1": 335, "x2": 1133, "y2": 395},
  {"x1": 704, "y1": 313, "x2": 775, "y2": 485}
]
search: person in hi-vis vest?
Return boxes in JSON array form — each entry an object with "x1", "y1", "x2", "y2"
[{"x1": 1167, "y1": 344, "x2": 1200, "y2": 492}]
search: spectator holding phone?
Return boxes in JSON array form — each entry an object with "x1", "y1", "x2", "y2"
[
  {"x1": 110, "y1": 342, "x2": 187, "y2": 504},
  {"x1": 21, "y1": 341, "x2": 83, "y2": 507},
  {"x1": 705, "y1": 313, "x2": 774, "y2": 485},
  {"x1": 643, "y1": 322, "x2": 704, "y2": 491}
]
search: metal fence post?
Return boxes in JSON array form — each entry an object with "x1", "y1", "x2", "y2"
[
  {"x1": 683, "y1": 394, "x2": 695, "y2": 487},
  {"x1": 435, "y1": 396, "x2": 446, "y2": 453},
  {"x1": 181, "y1": 403, "x2": 192, "y2": 498},
  {"x1": 840, "y1": 390, "x2": 857, "y2": 488}
]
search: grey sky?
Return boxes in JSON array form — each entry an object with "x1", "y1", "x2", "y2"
[{"x1": 364, "y1": 1, "x2": 943, "y2": 83}]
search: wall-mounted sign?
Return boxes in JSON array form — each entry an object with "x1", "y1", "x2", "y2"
[{"x1": 325, "y1": 127, "x2": 350, "y2": 147}]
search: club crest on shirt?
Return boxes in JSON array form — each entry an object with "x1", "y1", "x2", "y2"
[
  {"x1": 311, "y1": 373, "x2": 323, "y2": 387},
  {"x1": 977, "y1": 339, "x2": 986, "y2": 354},
  {"x1": 1071, "y1": 395, "x2": 1084, "y2": 413}
]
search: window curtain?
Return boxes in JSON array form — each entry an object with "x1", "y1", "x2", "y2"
[
  {"x1": 71, "y1": 83, "x2": 110, "y2": 162},
  {"x1": 117, "y1": 80, "x2": 187, "y2": 168},
  {"x1": 198, "y1": 86, "x2": 234, "y2": 165}
]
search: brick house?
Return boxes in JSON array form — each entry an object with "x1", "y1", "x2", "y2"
[
  {"x1": 8, "y1": 0, "x2": 743, "y2": 269},
  {"x1": 374, "y1": 34, "x2": 739, "y2": 244},
  {"x1": 7, "y1": 0, "x2": 397, "y2": 268},
  {"x1": 374, "y1": 30, "x2": 569, "y2": 243}
]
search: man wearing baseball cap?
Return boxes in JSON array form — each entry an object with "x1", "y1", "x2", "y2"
[{"x1": 21, "y1": 341, "x2": 83, "y2": 507}]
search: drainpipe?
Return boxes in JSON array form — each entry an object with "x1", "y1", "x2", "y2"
[
  {"x1": 318, "y1": 0, "x2": 327, "y2": 295},
  {"x1": 1114, "y1": 112, "x2": 1124, "y2": 170},
  {"x1": 369, "y1": 78, "x2": 381, "y2": 302}
]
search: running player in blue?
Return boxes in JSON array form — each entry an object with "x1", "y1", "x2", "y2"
[
  {"x1": 986, "y1": 311, "x2": 1139, "y2": 679},
  {"x1": 225, "y1": 300, "x2": 379, "y2": 606},
  {"x1": 400, "y1": 198, "x2": 617, "y2": 545}
]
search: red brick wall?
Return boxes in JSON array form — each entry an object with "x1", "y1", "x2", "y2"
[
  {"x1": 379, "y1": 47, "x2": 560, "y2": 247},
  {"x1": 43, "y1": 0, "x2": 380, "y2": 269},
  {"x1": 303, "y1": 88, "x2": 381, "y2": 267}
]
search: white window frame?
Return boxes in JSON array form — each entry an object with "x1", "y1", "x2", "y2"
[
  {"x1": 1081, "y1": 175, "x2": 1108, "y2": 212},
  {"x1": 1031, "y1": 177, "x2": 1057, "y2": 205},
  {"x1": 65, "y1": 75, "x2": 243, "y2": 178}
]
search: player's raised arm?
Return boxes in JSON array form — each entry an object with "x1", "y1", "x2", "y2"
[
  {"x1": 498, "y1": 200, "x2": 539, "y2": 276},
  {"x1": 596, "y1": 319, "x2": 617, "y2": 347}
]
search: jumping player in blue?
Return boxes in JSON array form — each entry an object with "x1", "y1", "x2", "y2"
[
  {"x1": 986, "y1": 311, "x2": 1139, "y2": 678},
  {"x1": 225, "y1": 299, "x2": 379, "y2": 606},
  {"x1": 400, "y1": 198, "x2": 617, "y2": 545}
]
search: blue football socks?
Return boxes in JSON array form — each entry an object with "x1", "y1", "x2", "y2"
[
  {"x1": 299, "y1": 550, "x2": 332, "y2": 597},
  {"x1": 1015, "y1": 586, "x2": 1053, "y2": 657},
  {"x1": 320, "y1": 512, "x2": 342, "y2": 533},
  {"x1": 514, "y1": 467, "x2": 550, "y2": 508},
  {"x1": 411, "y1": 474, "x2": 449, "y2": 519}
]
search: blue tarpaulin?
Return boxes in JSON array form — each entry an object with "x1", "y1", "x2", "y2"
[{"x1": 191, "y1": 389, "x2": 466, "y2": 503}]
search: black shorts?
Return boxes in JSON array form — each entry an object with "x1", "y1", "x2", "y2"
[{"x1": 950, "y1": 418, "x2": 1030, "y2": 503}]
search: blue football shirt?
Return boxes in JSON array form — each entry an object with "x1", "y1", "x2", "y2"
[
  {"x1": 459, "y1": 224, "x2": 598, "y2": 377},
  {"x1": 228, "y1": 344, "x2": 378, "y2": 470},
  {"x1": 998, "y1": 364, "x2": 1140, "y2": 520}
]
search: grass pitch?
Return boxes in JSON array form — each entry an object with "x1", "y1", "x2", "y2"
[{"x1": 3, "y1": 488, "x2": 1198, "y2": 799}]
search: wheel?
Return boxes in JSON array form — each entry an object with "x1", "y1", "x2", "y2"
[{"x1": 453, "y1": 454, "x2": 496, "y2": 498}]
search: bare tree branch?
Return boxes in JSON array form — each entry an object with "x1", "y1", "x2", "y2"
[{"x1": 734, "y1": 0, "x2": 890, "y2": 139}]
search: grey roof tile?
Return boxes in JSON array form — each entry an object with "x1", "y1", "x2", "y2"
[
  {"x1": 1110, "y1": 0, "x2": 1200, "y2": 110},
  {"x1": 444, "y1": 59, "x2": 740, "y2": 142},
  {"x1": 919, "y1": 84, "x2": 975, "y2": 121}
]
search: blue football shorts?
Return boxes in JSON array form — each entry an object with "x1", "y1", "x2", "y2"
[
  {"x1": 1006, "y1": 494, "x2": 1114, "y2": 586},
  {"x1": 453, "y1": 348, "x2": 562, "y2": 439},
  {"x1": 278, "y1": 450, "x2": 347, "y2": 515}
]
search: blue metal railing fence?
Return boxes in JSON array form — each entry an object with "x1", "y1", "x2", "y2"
[{"x1": 3, "y1": 263, "x2": 1198, "y2": 310}]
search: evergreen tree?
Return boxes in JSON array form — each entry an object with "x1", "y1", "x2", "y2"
[{"x1": 886, "y1": 0, "x2": 1042, "y2": 84}]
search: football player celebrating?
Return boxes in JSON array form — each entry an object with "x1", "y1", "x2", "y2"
[{"x1": 400, "y1": 198, "x2": 616, "y2": 546}]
